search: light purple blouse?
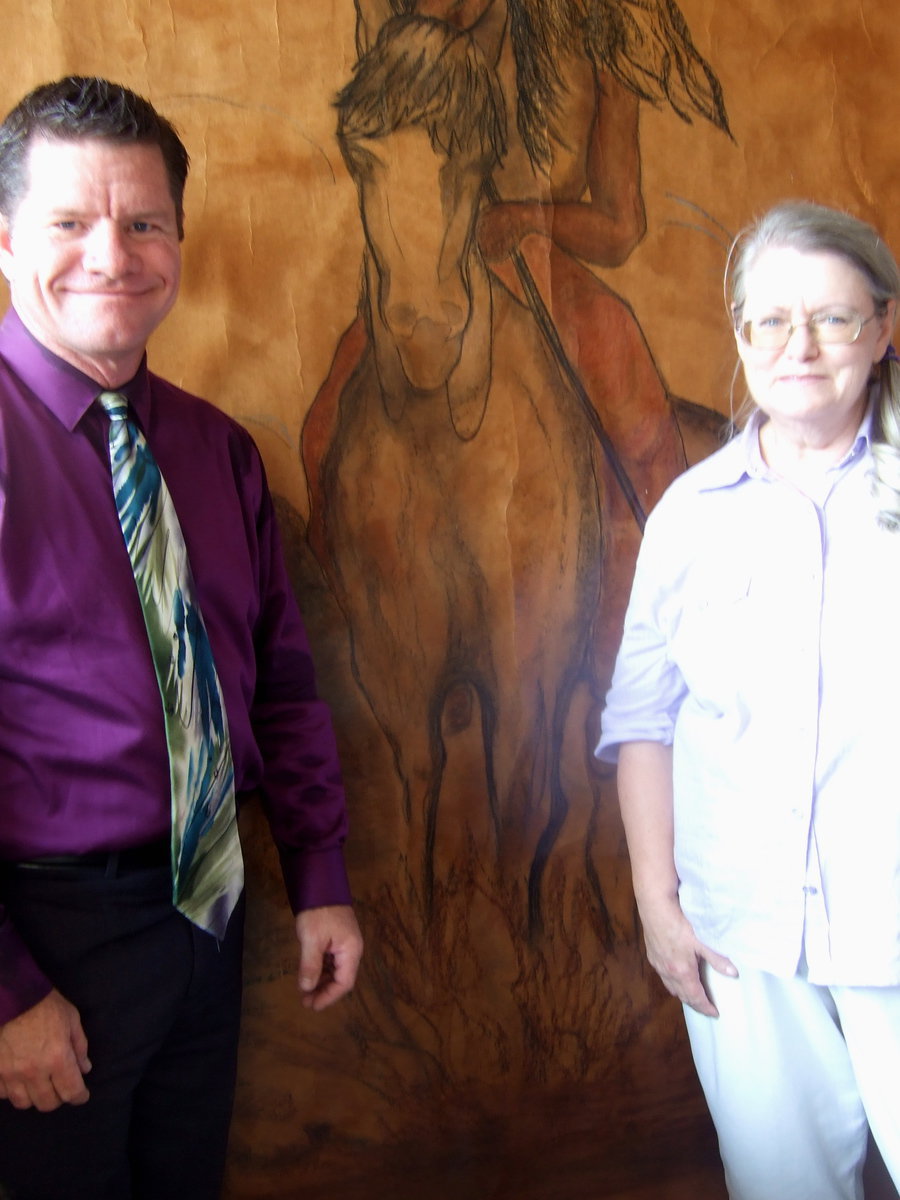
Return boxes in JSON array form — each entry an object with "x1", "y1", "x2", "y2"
[
  {"x1": 598, "y1": 408, "x2": 900, "y2": 987},
  {"x1": 0, "y1": 308, "x2": 352, "y2": 1021}
]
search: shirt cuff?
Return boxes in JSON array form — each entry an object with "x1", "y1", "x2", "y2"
[
  {"x1": 278, "y1": 847, "x2": 353, "y2": 914},
  {"x1": 0, "y1": 909, "x2": 54, "y2": 1025}
]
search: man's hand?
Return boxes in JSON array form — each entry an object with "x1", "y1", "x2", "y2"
[
  {"x1": 294, "y1": 905, "x2": 363, "y2": 1012},
  {"x1": 0, "y1": 989, "x2": 91, "y2": 1111}
]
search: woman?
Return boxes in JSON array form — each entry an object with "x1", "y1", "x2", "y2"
[{"x1": 597, "y1": 201, "x2": 900, "y2": 1200}]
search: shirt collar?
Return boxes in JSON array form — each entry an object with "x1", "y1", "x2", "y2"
[
  {"x1": 0, "y1": 307, "x2": 151, "y2": 431},
  {"x1": 691, "y1": 417, "x2": 756, "y2": 493},
  {"x1": 695, "y1": 402, "x2": 873, "y2": 494}
]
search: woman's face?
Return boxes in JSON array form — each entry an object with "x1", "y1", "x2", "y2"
[{"x1": 735, "y1": 247, "x2": 895, "y2": 446}]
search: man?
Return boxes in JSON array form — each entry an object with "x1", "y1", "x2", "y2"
[{"x1": 0, "y1": 76, "x2": 363, "y2": 1199}]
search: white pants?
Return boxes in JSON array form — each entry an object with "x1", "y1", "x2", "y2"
[{"x1": 683, "y1": 964, "x2": 900, "y2": 1200}]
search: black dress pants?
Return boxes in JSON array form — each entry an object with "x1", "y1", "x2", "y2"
[{"x1": 0, "y1": 863, "x2": 244, "y2": 1200}]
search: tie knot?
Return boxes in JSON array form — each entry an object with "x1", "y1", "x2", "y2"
[{"x1": 98, "y1": 391, "x2": 129, "y2": 421}]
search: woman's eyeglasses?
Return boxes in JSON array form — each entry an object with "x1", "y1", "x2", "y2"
[{"x1": 737, "y1": 308, "x2": 876, "y2": 350}]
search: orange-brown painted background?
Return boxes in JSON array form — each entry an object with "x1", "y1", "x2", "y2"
[{"x1": 1, "y1": 3, "x2": 899, "y2": 1197}]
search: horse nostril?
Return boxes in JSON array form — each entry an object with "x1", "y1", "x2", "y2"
[
  {"x1": 384, "y1": 295, "x2": 468, "y2": 340},
  {"x1": 442, "y1": 302, "x2": 465, "y2": 330},
  {"x1": 384, "y1": 303, "x2": 419, "y2": 337}
]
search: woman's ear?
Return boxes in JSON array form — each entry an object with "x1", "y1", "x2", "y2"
[
  {"x1": 873, "y1": 298, "x2": 897, "y2": 364},
  {"x1": 730, "y1": 305, "x2": 745, "y2": 349}
]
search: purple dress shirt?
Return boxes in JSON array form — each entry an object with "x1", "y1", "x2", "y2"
[{"x1": 0, "y1": 308, "x2": 352, "y2": 1022}]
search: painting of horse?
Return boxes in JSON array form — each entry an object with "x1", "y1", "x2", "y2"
[{"x1": 302, "y1": 11, "x2": 722, "y2": 945}]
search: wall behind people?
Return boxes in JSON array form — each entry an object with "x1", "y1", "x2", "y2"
[{"x1": 1, "y1": 3, "x2": 897, "y2": 1198}]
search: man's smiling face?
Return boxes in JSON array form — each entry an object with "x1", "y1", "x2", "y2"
[{"x1": 0, "y1": 135, "x2": 182, "y2": 387}]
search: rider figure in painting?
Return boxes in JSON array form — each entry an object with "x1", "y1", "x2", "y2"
[{"x1": 353, "y1": 0, "x2": 731, "y2": 512}]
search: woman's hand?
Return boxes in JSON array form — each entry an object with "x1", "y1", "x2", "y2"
[
  {"x1": 639, "y1": 893, "x2": 737, "y2": 1017},
  {"x1": 615, "y1": 741, "x2": 737, "y2": 1018}
]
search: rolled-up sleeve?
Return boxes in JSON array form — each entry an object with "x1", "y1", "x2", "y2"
[{"x1": 595, "y1": 502, "x2": 688, "y2": 763}]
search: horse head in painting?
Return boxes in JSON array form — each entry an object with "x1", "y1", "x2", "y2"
[{"x1": 337, "y1": 10, "x2": 507, "y2": 437}]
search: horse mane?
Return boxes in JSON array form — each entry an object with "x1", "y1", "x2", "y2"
[
  {"x1": 366, "y1": 0, "x2": 731, "y2": 168},
  {"x1": 510, "y1": 0, "x2": 731, "y2": 166},
  {"x1": 336, "y1": 15, "x2": 507, "y2": 163}
]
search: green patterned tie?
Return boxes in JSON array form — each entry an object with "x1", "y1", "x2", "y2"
[{"x1": 99, "y1": 392, "x2": 243, "y2": 938}]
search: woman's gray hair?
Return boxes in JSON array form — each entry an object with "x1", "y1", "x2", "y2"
[{"x1": 726, "y1": 200, "x2": 900, "y2": 529}]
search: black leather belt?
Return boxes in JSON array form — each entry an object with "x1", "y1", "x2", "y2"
[{"x1": 8, "y1": 837, "x2": 171, "y2": 877}]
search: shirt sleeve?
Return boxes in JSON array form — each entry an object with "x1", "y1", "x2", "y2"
[
  {"x1": 0, "y1": 910, "x2": 54, "y2": 1025},
  {"x1": 248, "y1": 462, "x2": 353, "y2": 913},
  {"x1": 595, "y1": 499, "x2": 689, "y2": 762}
]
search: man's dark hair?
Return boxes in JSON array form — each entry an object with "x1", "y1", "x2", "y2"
[{"x1": 0, "y1": 76, "x2": 190, "y2": 238}]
